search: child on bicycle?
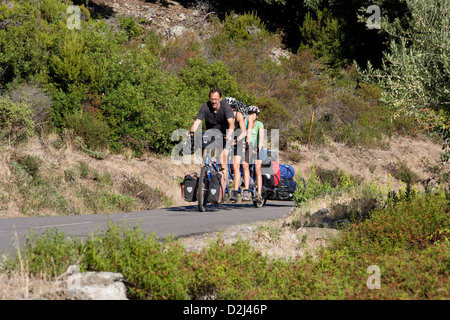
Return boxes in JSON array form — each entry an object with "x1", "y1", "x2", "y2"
[{"x1": 242, "y1": 106, "x2": 264, "y2": 202}]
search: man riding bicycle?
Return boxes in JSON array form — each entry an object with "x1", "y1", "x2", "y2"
[{"x1": 189, "y1": 87, "x2": 235, "y2": 180}]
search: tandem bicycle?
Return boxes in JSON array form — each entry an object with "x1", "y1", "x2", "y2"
[{"x1": 187, "y1": 131, "x2": 266, "y2": 212}]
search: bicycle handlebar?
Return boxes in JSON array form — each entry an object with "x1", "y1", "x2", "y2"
[{"x1": 187, "y1": 131, "x2": 244, "y2": 152}]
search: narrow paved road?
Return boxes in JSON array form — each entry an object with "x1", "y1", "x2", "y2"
[{"x1": 0, "y1": 201, "x2": 294, "y2": 256}]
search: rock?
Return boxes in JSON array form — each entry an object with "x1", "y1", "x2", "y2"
[
  {"x1": 171, "y1": 25, "x2": 188, "y2": 37},
  {"x1": 270, "y1": 47, "x2": 290, "y2": 65},
  {"x1": 65, "y1": 265, "x2": 80, "y2": 275},
  {"x1": 295, "y1": 227, "x2": 339, "y2": 242},
  {"x1": 246, "y1": 26, "x2": 260, "y2": 36},
  {"x1": 59, "y1": 265, "x2": 128, "y2": 300},
  {"x1": 290, "y1": 233, "x2": 298, "y2": 242},
  {"x1": 301, "y1": 208, "x2": 336, "y2": 228}
]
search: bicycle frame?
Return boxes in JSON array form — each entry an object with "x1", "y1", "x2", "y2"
[{"x1": 195, "y1": 132, "x2": 232, "y2": 212}]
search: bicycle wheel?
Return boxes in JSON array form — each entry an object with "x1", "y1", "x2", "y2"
[
  {"x1": 253, "y1": 189, "x2": 267, "y2": 208},
  {"x1": 198, "y1": 166, "x2": 209, "y2": 212}
]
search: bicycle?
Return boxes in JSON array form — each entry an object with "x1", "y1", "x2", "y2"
[
  {"x1": 227, "y1": 151, "x2": 267, "y2": 208},
  {"x1": 247, "y1": 162, "x2": 268, "y2": 208},
  {"x1": 187, "y1": 131, "x2": 267, "y2": 211},
  {"x1": 187, "y1": 131, "x2": 232, "y2": 212}
]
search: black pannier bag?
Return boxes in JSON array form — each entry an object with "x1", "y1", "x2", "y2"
[
  {"x1": 262, "y1": 170, "x2": 275, "y2": 189},
  {"x1": 181, "y1": 173, "x2": 198, "y2": 202},
  {"x1": 206, "y1": 171, "x2": 226, "y2": 204},
  {"x1": 276, "y1": 179, "x2": 298, "y2": 200}
]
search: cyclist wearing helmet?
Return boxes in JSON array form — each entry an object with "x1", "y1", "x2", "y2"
[
  {"x1": 242, "y1": 105, "x2": 264, "y2": 202},
  {"x1": 225, "y1": 97, "x2": 247, "y2": 203},
  {"x1": 190, "y1": 87, "x2": 235, "y2": 178}
]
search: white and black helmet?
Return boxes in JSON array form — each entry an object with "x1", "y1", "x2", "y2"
[
  {"x1": 236, "y1": 101, "x2": 248, "y2": 116},
  {"x1": 248, "y1": 105, "x2": 260, "y2": 115},
  {"x1": 225, "y1": 96, "x2": 238, "y2": 107}
]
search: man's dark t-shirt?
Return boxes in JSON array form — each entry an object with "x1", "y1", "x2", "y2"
[{"x1": 196, "y1": 100, "x2": 234, "y2": 135}]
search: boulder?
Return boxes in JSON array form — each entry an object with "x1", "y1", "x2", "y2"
[
  {"x1": 59, "y1": 265, "x2": 128, "y2": 300},
  {"x1": 171, "y1": 25, "x2": 188, "y2": 37}
]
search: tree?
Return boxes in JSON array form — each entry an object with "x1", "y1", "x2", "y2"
[
  {"x1": 359, "y1": 0, "x2": 449, "y2": 157},
  {"x1": 299, "y1": 8, "x2": 348, "y2": 69}
]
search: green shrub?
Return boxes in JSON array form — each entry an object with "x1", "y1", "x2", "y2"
[
  {"x1": 8, "y1": 83, "x2": 53, "y2": 130},
  {"x1": 16, "y1": 155, "x2": 43, "y2": 179},
  {"x1": 82, "y1": 224, "x2": 189, "y2": 300},
  {"x1": 333, "y1": 192, "x2": 450, "y2": 256},
  {"x1": 254, "y1": 95, "x2": 290, "y2": 130},
  {"x1": 15, "y1": 229, "x2": 84, "y2": 276},
  {"x1": 299, "y1": 8, "x2": 348, "y2": 69},
  {"x1": 49, "y1": 29, "x2": 107, "y2": 92},
  {"x1": 64, "y1": 110, "x2": 110, "y2": 151},
  {"x1": 210, "y1": 11, "x2": 269, "y2": 50},
  {"x1": 5, "y1": 200, "x2": 449, "y2": 300},
  {"x1": 0, "y1": 1, "x2": 57, "y2": 84},
  {"x1": 0, "y1": 96, "x2": 35, "y2": 144},
  {"x1": 160, "y1": 31, "x2": 202, "y2": 73},
  {"x1": 118, "y1": 15, "x2": 144, "y2": 40},
  {"x1": 388, "y1": 158, "x2": 420, "y2": 185},
  {"x1": 102, "y1": 70, "x2": 193, "y2": 154},
  {"x1": 178, "y1": 56, "x2": 240, "y2": 100}
]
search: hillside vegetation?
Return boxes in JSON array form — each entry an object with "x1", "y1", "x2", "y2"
[
  {"x1": 0, "y1": 0, "x2": 449, "y2": 300},
  {"x1": 1, "y1": 0, "x2": 421, "y2": 155},
  {"x1": 1, "y1": 0, "x2": 442, "y2": 216}
]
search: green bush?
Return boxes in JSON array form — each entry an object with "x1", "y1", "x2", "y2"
[
  {"x1": 118, "y1": 14, "x2": 144, "y2": 40},
  {"x1": 210, "y1": 11, "x2": 269, "y2": 50},
  {"x1": 64, "y1": 110, "x2": 110, "y2": 151},
  {"x1": 178, "y1": 56, "x2": 240, "y2": 100},
  {"x1": 0, "y1": 96, "x2": 35, "y2": 144},
  {"x1": 49, "y1": 24, "x2": 109, "y2": 93},
  {"x1": 101, "y1": 61, "x2": 195, "y2": 153},
  {"x1": 0, "y1": 1, "x2": 58, "y2": 84},
  {"x1": 293, "y1": 164, "x2": 359, "y2": 205},
  {"x1": 82, "y1": 224, "x2": 189, "y2": 300},
  {"x1": 333, "y1": 192, "x2": 450, "y2": 256},
  {"x1": 0, "y1": 0, "x2": 414, "y2": 156},
  {"x1": 15, "y1": 228, "x2": 84, "y2": 276},
  {"x1": 254, "y1": 95, "x2": 290, "y2": 130},
  {"x1": 16, "y1": 155, "x2": 43, "y2": 179},
  {"x1": 7, "y1": 215, "x2": 448, "y2": 299},
  {"x1": 299, "y1": 8, "x2": 348, "y2": 70}
]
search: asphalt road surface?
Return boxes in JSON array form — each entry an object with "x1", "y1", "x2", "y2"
[{"x1": 0, "y1": 201, "x2": 294, "y2": 256}]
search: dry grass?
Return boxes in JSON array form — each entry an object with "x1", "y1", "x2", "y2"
[
  {"x1": 0, "y1": 131, "x2": 447, "y2": 219},
  {"x1": 0, "y1": 270, "x2": 64, "y2": 300},
  {"x1": 0, "y1": 134, "x2": 202, "y2": 218}
]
